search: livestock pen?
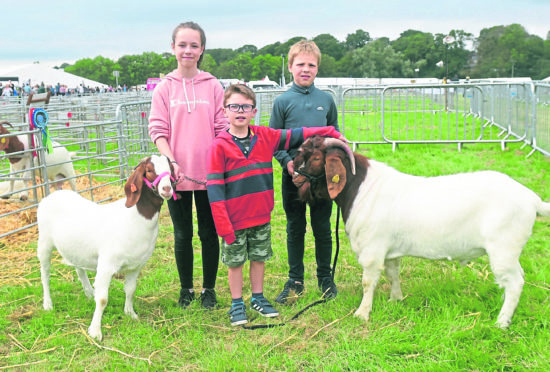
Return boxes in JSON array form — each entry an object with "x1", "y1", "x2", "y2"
[
  {"x1": 1, "y1": 81, "x2": 549, "y2": 239},
  {"x1": 0, "y1": 82, "x2": 549, "y2": 370}
]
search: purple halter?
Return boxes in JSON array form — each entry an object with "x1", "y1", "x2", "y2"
[{"x1": 143, "y1": 171, "x2": 177, "y2": 200}]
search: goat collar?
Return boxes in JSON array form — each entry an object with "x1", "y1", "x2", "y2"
[
  {"x1": 143, "y1": 172, "x2": 177, "y2": 200},
  {"x1": 294, "y1": 169, "x2": 325, "y2": 186}
]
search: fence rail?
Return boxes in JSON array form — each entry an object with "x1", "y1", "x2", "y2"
[{"x1": 1, "y1": 82, "x2": 549, "y2": 239}]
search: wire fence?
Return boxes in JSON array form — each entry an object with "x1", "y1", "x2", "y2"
[{"x1": 1, "y1": 82, "x2": 549, "y2": 239}]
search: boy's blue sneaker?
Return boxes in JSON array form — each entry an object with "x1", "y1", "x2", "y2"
[
  {"x1": 250, "y1": 297, "x2": 279, "y2": 318},
  {"x1": 228, "y1": 303, "x2": 248, "y2": 326}
]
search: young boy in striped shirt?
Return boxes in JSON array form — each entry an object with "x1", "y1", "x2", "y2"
[{"x1": 207, "y1": 84, "x2": 345, "y2": 326}]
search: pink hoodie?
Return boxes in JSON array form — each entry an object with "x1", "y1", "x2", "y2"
[{"x1": 149, "y1": 70, "x2": 228, "y2": 191}]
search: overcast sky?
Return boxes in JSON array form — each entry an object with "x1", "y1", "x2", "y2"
[{"x1": 1, "y1": 0, "x2": 548, "y2": 69}]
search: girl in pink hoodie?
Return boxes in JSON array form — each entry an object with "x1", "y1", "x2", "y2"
[{"x1": 148, "y1": 21, "x2": 228, "y2": 310}]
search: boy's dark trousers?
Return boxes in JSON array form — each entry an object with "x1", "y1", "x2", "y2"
[{"x1": 281, "y1": 172, "x2": 333, "y2": 285}]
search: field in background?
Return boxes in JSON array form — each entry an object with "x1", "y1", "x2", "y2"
[{"x1": 1, "y1": 142, "x2": 549, "y2": 370}]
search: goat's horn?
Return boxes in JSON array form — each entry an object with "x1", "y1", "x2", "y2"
[{"x1": 323, "y1": 138, "x2": 356, "y2": 175}]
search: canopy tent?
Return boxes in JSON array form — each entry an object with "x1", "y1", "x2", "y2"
[{"x1": 0, "y1": 63, "x2": 107, "y2": 89}]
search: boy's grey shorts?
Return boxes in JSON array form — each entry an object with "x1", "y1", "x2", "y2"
[{"x1": 222, "y1": 223, "x2": 273, "y2": 268}]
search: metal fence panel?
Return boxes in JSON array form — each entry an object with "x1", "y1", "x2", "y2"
[
  {"x1": 531, "y1": 83, "x2": 550, "y2": 156},
  {"x1": 341, "y1": 83, "x2": 531, "y2": 151},
  {"x1": 116, "y1": 101, "x2": 156, "y2": 177},
  {"x1": 340, "y1": 87, "x2": 386, "y2": 149},
  {"x1": 1, "y1": 121, "x2": 128, "y2": 239},
  {"x1": 1, "y1": 83, "x2": 548, "y2": 239}
]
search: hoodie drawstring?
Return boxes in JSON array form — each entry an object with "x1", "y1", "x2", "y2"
[{"x1": 182, "y1": 79, "x2": 197, "y2": 113}]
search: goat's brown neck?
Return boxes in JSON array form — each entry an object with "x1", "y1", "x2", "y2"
[
  {"x1": 334, "y1": 154, "x2": 369, "y2": 223},
  {"x1": 136, "y1": 185, "x2": 165, "y2": 220}
]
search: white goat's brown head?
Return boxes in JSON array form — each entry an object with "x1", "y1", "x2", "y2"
[
  {"x1": 124, "y1": 155, "x2": 176, "y2": 210},
  {"x1": 292, "y1": 136, "x2": 356, "y2": 203}
]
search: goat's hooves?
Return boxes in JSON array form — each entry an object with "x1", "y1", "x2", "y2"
[
  {"x1": 125, "y1": 311, "x2": 138, "y2": 320},
  {"x1": 43, "y1": 303, "x2": 53, "y2": 311},
  {"x1": 496, "y1": 321, "x2": 511, "y2": 329},
  {"x1": 354, "y1": 309, "x2": 370, "y2": 323},
  {"x1": 88, "y1": 327, "x2": 103, "y2": 341}
]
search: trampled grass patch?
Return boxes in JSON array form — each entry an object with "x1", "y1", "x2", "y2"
[{"x1": 1, "y1": 142, "x2": 549, "y2": 370}]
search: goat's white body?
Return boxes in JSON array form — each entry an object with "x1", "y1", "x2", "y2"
[
  {"x1": 7, "y1": 136, "x2": 77, "y2": 199},
  {"x1": 39, "y1": 192, "x2": 159, "y2": 272},
  {"x1": 37, "y1": 190, "x2": 160, "y2": 340},
  {"x1": 37, "y1": 155, "x2": 173, "y2": 341},
  {"x1": 345, "y1": 160, "x2": 549, "y2": 327}
]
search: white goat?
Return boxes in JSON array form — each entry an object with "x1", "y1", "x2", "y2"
[
  {"x1": 0, "y1": 121, "x2": 77, "y2": 200},
  {"x1": 37, "y1": 155, "x2": 175, "y2": 341},
  {"x1": 292, "y1": 136, "x2": 550, "y2": 328}
]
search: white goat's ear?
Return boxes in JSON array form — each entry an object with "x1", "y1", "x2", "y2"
[
  {"x1": 325, "y1": 150, "x2": 347, "y2": 199},
  {"x1": 124, "y1": 162, "x2": 146, "y2": 207}
]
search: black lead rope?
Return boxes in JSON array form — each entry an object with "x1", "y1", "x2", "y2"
[
  {"x1": 332, "y1": 205, "x2": 341, "y2": 282},
  {"x1": 242, "y1": 206, "x2": 342, "y2": 330}
]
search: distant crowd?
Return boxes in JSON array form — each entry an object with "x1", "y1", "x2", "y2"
[{"x1": 0, "y1": 81, "x2": 140, "y2": 98}]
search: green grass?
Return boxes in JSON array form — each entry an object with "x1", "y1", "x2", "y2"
[{"x1": 1, "y1": 142, "x2": 549, "y2": 371}]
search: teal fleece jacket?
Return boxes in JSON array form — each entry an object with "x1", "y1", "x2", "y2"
[{"x1": 269, "y1": 82, "x2": 339, "y2": 171}]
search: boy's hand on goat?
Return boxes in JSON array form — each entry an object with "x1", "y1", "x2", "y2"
[
  {"x1": 337, "y1": 134, "x2": 348, "y2": 143},
  {"x1": 286, "y1": 160, "x2": 295, "y2": 175}
]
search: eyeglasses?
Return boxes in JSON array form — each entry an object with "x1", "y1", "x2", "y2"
[{"x1": 225, "y1": 104, "x2": 255, "y2": 112}]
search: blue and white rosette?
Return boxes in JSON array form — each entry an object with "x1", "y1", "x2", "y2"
[{"x1": 31, "y1": 108, "x2": 53, "y2": 154}]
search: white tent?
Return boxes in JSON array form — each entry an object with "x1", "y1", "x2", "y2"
[{"x1": 0, "y1": 63, "x2": 107, "y2": 89}]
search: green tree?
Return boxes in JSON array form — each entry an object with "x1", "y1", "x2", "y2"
[
  {"x1": 62, "y1": 25, "x2": 549, "y2": 84},
  {"x1": 392, "y1": 29, "x2": 471, "y2": 78},
  {"x1": 201, "y1": 54, "x2": 218, "y2": 75},
  {"x1": 318, "y1": 54, "x2": 338, "y2": 77},
  {"x1": 206, "y1": 48, "x2": 237, "y2": 65},
  {"x1": 392, "y1": 30, "x2": 435, "y2": 64},
  {"x1": 432, "y1": 30, "x2": 473, "y2": 79},
  {"x1": 259, "y1": 37, "x2": 306, "y2": 59},
  {"x1": 249, "y1": 54, "x2": 281, "y2": 81},
  {"x1": 537, "y1": 38, "x2": 550, "y2": 79},
  {"x1": 65, "y1": 56, "x2": 120, "y2": 86},
  {"x1": 313, "y1": 34, "x2": 346, "y2": 60},
  {"x1": 217, "y1": 53, "x2": 254, "y2": 80},
  {"x1": 350, "y1": 38, "x2": 412, "y2": 78},
  {"x1": 236, "y1": 44, "x2": 258, "y2": 56},
  {"x1": 473, "y1": 24, "x2": 544, "y2": 78},
  {"x1": 258, "y1": 41, "x2": 281, "y2": 57},
  {"x1": 345, "y1": 29, "x2": 371, "y2": 50}
]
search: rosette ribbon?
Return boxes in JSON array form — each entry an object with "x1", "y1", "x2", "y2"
[{"x1": 30, "y1": 108, "x2": 53, "y2": 154}]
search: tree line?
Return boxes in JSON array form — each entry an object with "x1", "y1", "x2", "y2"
[{"x1": 61, "y1": 24, "x2": 550, "y2": 88}]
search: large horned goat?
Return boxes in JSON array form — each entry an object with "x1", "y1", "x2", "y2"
[{"x1": 292, "y1": 136, "x2": 550, "y2": 328}]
